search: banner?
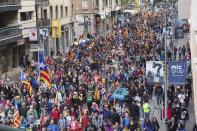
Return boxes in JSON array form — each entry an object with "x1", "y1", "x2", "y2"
[
  {"x1": 168, "y1": 61, "x2": 187, "y2": 85},
  {"x1": 146, "y1": 61, "x2": 164, "y2": 84},
  {"x1": 29, "y1": 28, "x2": 38, "y2": 41},
  {"x1": 175, "y1": 27, "x2": 184, "y2": 39},
  {"x1": 134, "y1": 0, "x2": 139, "y2": 14},
  {"x1": 52, "y1": 20, "x2": 61, "y2": 38},
  {"x1": 39, "y1": 28, "x2": 49, "y2": 40}
]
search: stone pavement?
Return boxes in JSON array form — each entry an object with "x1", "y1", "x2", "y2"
[
  {"x1": 143, "y1": 96, "x2": 167, "y2": 131},
  {"x1": 146, "y1": 96, "x2": 195, "y2": 131},
  {"x1": 185, "y1": 99, "x2": 196, "y2": 131}
]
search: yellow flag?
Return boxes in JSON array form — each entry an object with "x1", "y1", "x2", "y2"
[
  {"x1": 134, "y1": 0, "x2": 139, "y2": 14},
  {"x1": 52, "y1": 20, "x2": 61, "y2": 38}
]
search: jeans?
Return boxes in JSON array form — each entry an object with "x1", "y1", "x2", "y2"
[
  {"x1": 156, "y1": 95, "x2": 163, "y2": 106},
  {"x1": 144, "y1": 112, "x2": 150, "y2": 119}
]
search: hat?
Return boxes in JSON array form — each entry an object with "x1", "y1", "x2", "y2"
[{"x1": 16, "y1": 96, "x2": 20, "y2": 99}]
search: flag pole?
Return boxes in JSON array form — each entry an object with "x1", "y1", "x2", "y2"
[
  {"x1": 38, "y1": 48, "x2": 40, "y2": 87},
  {"x1": 38, "y1": 47, "x2": 42, "y2": 130}
]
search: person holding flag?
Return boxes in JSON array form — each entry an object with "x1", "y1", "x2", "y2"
[
  {"x1": 39, "y1": 51, "x2": 51, "y2": 88},
  {"x1": 12, "y1": 108, "x2": 20, "y2": 128}
]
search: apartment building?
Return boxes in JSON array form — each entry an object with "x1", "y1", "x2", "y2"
[
  {"x1": 0, "y1": 0, "x2": 23, "y2": 74},
  {"x1": 95, "y1": 0, "x2": 121, "y2": 34},
  {"x1": 73, "y1": 0, "x2": 121, "y2": 37},
  {"x1": 190, "y1": 0, "x2": 197, "y2": 126},
  {"x1": 19, "y1": 0, "x2": 37, "y2": 61},
  {"x1": 36, "y1": 0, "x2": 50, "y2": 56},
  {"x1": 49, "y1": 0, "x2": 74, "y2": 55},
  {"x1": 73, "y1": 0, "x2": 95, "y2": 37},
  {"x1": 178, "y1": 0, "x2": 191, "y2": 19}
]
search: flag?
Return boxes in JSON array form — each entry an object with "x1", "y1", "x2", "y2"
[
  {"x1": 13, "y1": 111, "x2": 20, "y2": 128},
  {"x1": 22, "y1": 81, "x2": 33, "y2": 96},
  {"x1": 52, "y1": 20, "x2": 61, "y2": 38},
  {"x1": 39, "y1": 51, "x2": 51, "y2": 88},
  {"x1": 20, "y1": 70, "x2": 26, "y2": 81},
  {"x1": 69, "y1": 51, "x2": 75, "y2": 61}
]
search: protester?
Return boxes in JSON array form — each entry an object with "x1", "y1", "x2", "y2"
[{"x1": 0, "y1": 8, "x2": 192, "y2": 131}]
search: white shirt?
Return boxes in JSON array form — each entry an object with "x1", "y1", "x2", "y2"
[{"x1": 178, "y1": 94, "x2": 185, "y2": 104}]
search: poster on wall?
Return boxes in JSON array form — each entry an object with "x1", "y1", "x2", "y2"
[
  {"x1": 168, "y1": 61, "x2": 187, "y2": 85},
  {"x1": 146, "y1": 61, "x2": 164, "y2": 84},
  {"x1": 39, "y1": 28, "x2": 48, "y2": 40},
  {"x1": 29, "y1": 28, "x2": 38, "y2": 41},
  {"x1": 52, "y1": 20, "x2": 61, "y2": 38}
]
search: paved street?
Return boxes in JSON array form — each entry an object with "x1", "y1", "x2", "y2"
[
  {"x1": 146, "y1": 96, "x2": 195, "y2": 131},
  {"x1": 0, "y1": 0, "x2": 195, "y2": 131}
]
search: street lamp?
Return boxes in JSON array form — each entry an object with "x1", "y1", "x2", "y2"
[{"x1": 164, "y1": 0, "x2": 168, "y2": 127}]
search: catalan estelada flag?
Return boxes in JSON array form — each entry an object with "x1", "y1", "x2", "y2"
[
  {"x1": 39, "y1": 51, "x2": 51, "y2": 88},
  {"x1": 69, "y1": 50, "x2": 75, "y2": 61},
  {"x1": 22, "y1": 80, "x2": 32, "y2": 96},
  {"x1": 13, "y1": 111, "x2": 20, "y2": 128}
]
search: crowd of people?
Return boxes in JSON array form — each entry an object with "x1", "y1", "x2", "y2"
[{"x1": 0, "y1": 9, "x2": 192, "y2": 131}]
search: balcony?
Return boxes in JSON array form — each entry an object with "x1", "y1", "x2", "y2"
[
  {"x1": 0, "y1": 25, "x2": 22, "y2": 46},
  {"x1": 37, "y1": 19, "x2": 51, "y2": 27},
  {"x1": 0, "y1": 0, "x2": 21, "y2": 12},
  {"x1": 36, "y1": 0, "x2": 49, "y2": 7}
]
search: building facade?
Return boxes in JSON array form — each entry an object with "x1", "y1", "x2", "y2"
[
  {"x1": 49, "y1": 0, "x2": 74, "y2": 55},
  {"x1": 19, "y1": 0, "x2": 37, "y2": 61},
  {"x1": 73, "y1": 0, "x2": 95, "y2": 37},
  {"x1": 0, "y1": 0, "x2": 23, "y2": 75},
  {"x1": 73, "y1": 0, "x2": 121, "y2": 37},
  {"x1": 190, "y1": 0, "x2": 197, "y2": 125},
  {"x1": 0, "y1": 0, "x2": 75, "y2": 78}
]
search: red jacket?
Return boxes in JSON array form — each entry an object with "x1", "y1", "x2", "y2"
[
  {"x1": 161, "y1": 107, "x2": 172, "y2": 120},
  {"x1": 81, "y1": 116, "x2": 89, "y2": 129},
  {"x1": 70, "y1": 120, "x2": 79, "y2": 131},
  {"x1": 51, "y1": 109, "x2": 60, "y2": 120}
]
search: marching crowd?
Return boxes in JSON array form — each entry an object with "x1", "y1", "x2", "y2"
[{"x1": 0, "y1": 9, "x2": 192, "y2": 131}]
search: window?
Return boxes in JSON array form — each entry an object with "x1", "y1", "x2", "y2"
[
  {"x1": 61, "y1": 6, "x2": 63, "y2": 18},
  {"x1": 56, "y1": 6, "x2": 58, "y2": 19},
  {"x1": 20, "y1": 11, "x2": 33, "y2": 21},
  {"x1": 105, "y1": 0, "x2": 108, "y2": 6},
  {"x1": 82, "y1": 0, "x2": 88, "y2": 10},
  {"x1": 50, "y1": 6, "x2": 53, "y2": 19},
  {"x1": 95, "y1": 0, "x2": 99, "y2": 10},
  {"x1": 43, "y1": 9, "x2": 47, "y2": 19},
  {"x1": 96, "y1": 0, "x2": 99, "y2": 7},
  {"x1": 72, "y1": 4, "x2": 74, "y2": 16},
  {"x1": 65, "y1": 7, "x2": 68, "y2": 17},
  {"x1": 116, "y1": 0, "x2": 118, "y2": 5}
]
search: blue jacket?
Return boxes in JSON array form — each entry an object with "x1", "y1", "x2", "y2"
[
  {"x1": 142, "y1": 123, "x2": 153, "y2": 131},
  {"x1": 47, "y1": 124, "x2": 60, "y2": 131}
]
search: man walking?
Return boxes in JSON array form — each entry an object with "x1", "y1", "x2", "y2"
[{"x1": 155, "y1": 84, "x2": 163, "y2": 107}]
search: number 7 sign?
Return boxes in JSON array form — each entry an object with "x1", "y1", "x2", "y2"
[{"x1": 39, "y1": 28, "x2": 49, "y2": 40}]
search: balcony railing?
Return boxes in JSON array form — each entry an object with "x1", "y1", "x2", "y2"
[
  {"x1": 36, "y1": 0, "x2": 49, "y2": 6},
  {"x1": 37, "y1": 19, "x2": 50, "y2": 27},
  {"x1": 0, "y1": 25, "x2": 22, "y2": 41},
  {"x1": 0, "y1": 0, "x2": 21, "y2": 11},
  {"x1": 0, "y1": 0, "x2": 20, "y2": 6}
]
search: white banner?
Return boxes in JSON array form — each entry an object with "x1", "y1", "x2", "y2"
[{"x1": 146, "y1": 61, "x2": 164, "y2": 84}]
